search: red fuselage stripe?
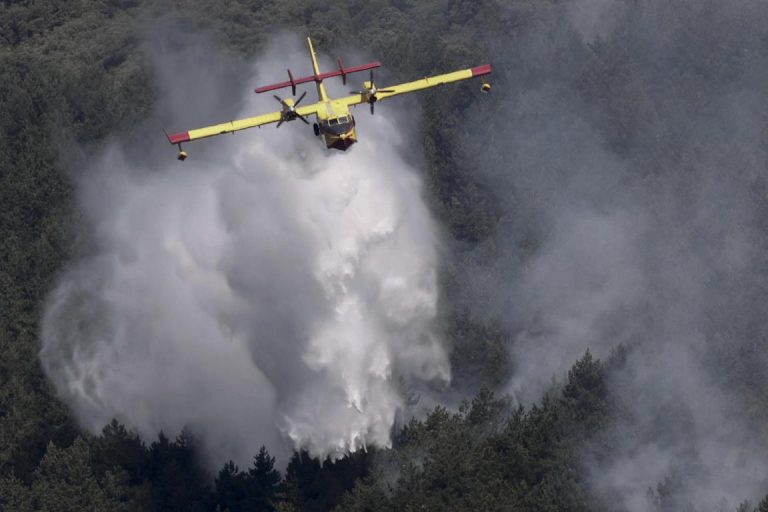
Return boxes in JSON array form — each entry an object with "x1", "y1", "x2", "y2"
[
  {"x1": 471, "y1": 64, "x2": 493, "y2": 77},
  {"x1": 168, "y1": 132, "x2": 190, "y2": 144}
]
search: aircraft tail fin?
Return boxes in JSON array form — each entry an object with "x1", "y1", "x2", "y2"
[{"x1": 307, "y1": 36, "x2": 328, "y2": 101}]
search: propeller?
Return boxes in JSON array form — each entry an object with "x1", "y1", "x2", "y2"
[
  {"x1": 274, "y1": 91, "x2": 310, "y2": 127},
  {"x1": 351, "y1": 70, "x2": 394, "y2": 115}
]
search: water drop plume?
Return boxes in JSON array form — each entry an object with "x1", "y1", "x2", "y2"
[{"x1": 40, "y1": 34, "x2": 449, "y2": 467}]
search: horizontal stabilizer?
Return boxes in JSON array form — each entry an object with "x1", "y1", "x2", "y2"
[{"x1": 255, "y1": 61, "x2": 382, "y2": 94}]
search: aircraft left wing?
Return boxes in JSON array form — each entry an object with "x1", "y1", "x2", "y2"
[
  {"x1": 338, "y1": 64, "x2": 492, "y2": 108},
  {"x1": 166, "y1": 102, "x2": 320, "y2": 147}
]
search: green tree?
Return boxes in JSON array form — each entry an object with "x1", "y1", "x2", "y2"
[
  {"x1": 214, "y1": 460, "x2": 249, "y2": 512},
  {"x1": 147, "y1": 429, "x2": 211, "y2": 512},
  {"x1": 248, "y1": 446, "x2": 284, "y2": 510},
  {"x1": 29, "y1": 437, "x2": 132, "y2": 512},
  {"x1": 0, "y1": 474, "x2": 33, "y2": 512}
]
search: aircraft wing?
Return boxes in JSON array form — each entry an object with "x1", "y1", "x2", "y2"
[
  {"x1": 166, "y1": 103, "x2": 320, "y2": 145},
  {"x1": 338, "y1": 64, "x2": 492, "y2": 108}
]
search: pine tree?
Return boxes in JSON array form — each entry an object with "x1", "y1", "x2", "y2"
[
  {"x1": 0, "y1": 474, "x2": 33, "y2": 512},
  {"x1": 91, "y1": 419, "x2": 150, "y2": 485},
  {"x1": 214, "y1": 460, "x2": 248, "y2": 512},
  {"x1": 30, "y1": 437, "x2": 131, "y2": 512},
  {"x1": 248, "y1": 445, "x2": 284, "y2": 510},
  {"x1": 147, "y1": 429, "x2": 211, "y2": 511}
]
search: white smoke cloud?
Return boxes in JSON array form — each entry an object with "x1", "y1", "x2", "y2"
[
  {"x1": 40, "y1": 34, "x2": 448, "y2": 467},
  {"x1": 458, "y1": 1, "x2": 768, "y2": 509}
]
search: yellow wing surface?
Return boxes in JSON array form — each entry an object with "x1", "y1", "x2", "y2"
[
  {"x1": 166, "y1": 103, "x2": 321, "y2": 145},
  {"x1": 339, "y1": 64, "x2": 492, "y2": 108},
  {"x1": 166, "y1": 62, "x2": 492, "y2": 156}
]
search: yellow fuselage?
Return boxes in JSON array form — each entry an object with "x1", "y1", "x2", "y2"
[
  {"x1": 314, "y1": 100, "x2": 356, "y2": 150},
  {"x1": 306, "y1": 38, "x2": 357, "y2": 151}
]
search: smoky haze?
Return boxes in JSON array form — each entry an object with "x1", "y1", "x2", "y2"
[
  {"x1": 40, "y1": 34, "x2": 448, "y2": 468},
  {"x1": 457, "y1": 0, "x2": 768, "y2": 509}
]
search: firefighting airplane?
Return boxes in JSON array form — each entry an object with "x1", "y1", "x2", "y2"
[{"x1": 166, "y1": 37, "x2": 492, "y2": 160}]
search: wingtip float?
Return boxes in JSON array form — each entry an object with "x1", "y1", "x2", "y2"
[{"x1": 166, "y1": 36, "x2": 492, "y2": 160}]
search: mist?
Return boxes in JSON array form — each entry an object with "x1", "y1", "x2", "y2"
[
  {"x1": 457, "y1": 0, "x2": 768, "y2": 509},
  {"x1": 39, "y1": 34, "x2": 448, "y2": 468}
]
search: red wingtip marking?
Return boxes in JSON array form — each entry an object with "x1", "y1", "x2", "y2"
[
  {"x1": 167, "y1": 132, "x2": 190, "y2": 144},
  {"x1": 471, "y1": 64, "x2": 493, "y2": 77}
]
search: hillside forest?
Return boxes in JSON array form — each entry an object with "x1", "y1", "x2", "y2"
[{"x1": 3, "y1": 0, "x2": 768, "y2": 511}]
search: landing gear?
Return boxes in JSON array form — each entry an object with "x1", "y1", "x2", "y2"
[
  {"x1": 176, "y1": 144, "x2": 188, "y2": 161},
  {"x1": 313, "y1": 123, "x2": 320, "y2": 136}
]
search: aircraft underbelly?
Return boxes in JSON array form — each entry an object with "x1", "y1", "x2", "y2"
[
  {"x1": 324, "y1": 129, "x2": 357, "y2": 151},
  {"x1": 325, "y1": 138, "x2": 356, "y2": 151}
]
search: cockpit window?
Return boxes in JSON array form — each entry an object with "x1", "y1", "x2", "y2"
[
  {"x1": 327, "y1": 116, "x2": 349, "y2": 126},
  {"x1": 320, "y1": 115, "x2": 355, "y2": 135}
]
